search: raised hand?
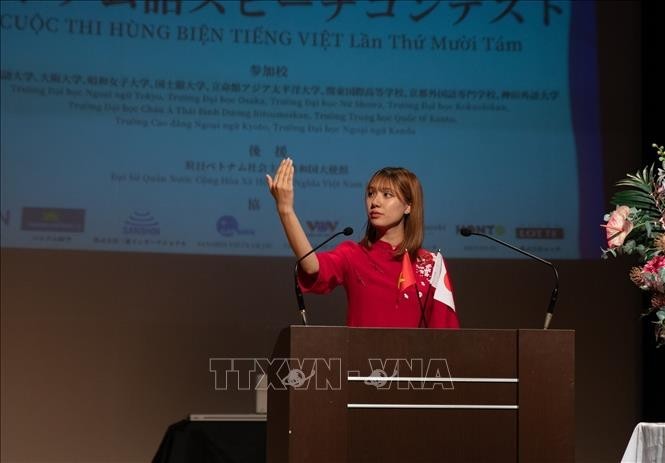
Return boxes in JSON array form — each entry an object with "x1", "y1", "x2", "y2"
[
  {"x1": 265, "y1": 157, "x2": 318, "y2": 271},
  {"x1": 266, "y1": 157, "x2": 295, "y2": 214}
]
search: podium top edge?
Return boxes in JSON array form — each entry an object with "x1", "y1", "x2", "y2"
[
  {"x1": 189, "y1": 414, "x2": 267, "y2": 422},
  {"x1": 285, "y1": 325, "x2": 575, "y2": 333}
]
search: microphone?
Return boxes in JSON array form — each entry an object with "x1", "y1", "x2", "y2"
[
  {"x1": 460, "y1": 227, "x2": 559, "y2": 330},
  {"x1": 294, "y1": 227, "x2": 353, "y2": 326}
]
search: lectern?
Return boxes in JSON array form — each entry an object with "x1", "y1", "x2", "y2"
[{"x1": 267, "y1": 326, "x2": 574, "y2": 463}]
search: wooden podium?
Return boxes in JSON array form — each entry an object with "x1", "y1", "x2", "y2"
[{"x1": 267, "y1": 326, "x2": 574, "y2": 463}]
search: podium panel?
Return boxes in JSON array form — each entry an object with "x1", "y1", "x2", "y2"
[{"x1": 267, "y1": 327, "x2": 573, "y2": 463}]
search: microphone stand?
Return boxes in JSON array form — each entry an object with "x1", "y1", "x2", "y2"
[
  {"x1": 294, "y1": 264, "x2": 308, "y2": 326},
  {"x1": 294, "y1": 227, "x2": 353, "y2": 326},
  {"x1": 461, "y1": 229, "x2": 559, "y2": 329}
]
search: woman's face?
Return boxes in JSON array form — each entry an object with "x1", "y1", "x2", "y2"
[{"x1": 365, "y1": 179, "x2": 411, "y2": 232}]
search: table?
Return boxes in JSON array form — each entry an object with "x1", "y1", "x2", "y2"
[
  {"x1": 152, "y1": 414, "x2": 266, "y2": 463},
  {"x1": 621, "y1": 422, "x2": 665, "y2": 463}
]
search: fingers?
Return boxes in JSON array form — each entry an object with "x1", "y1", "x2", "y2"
[
  {"x1": 286, "y1": 159, "x2": 294, "y2": 185},
  {"x1": 273, "y1": 158, "x2": 287, "y2": 185},
  {"x1": 273, "y1": 160, "x2": 282, "y2": 185},
  {"x1": 267, "y1": 158, "x2": 294, "y2": 195},
  {"x1": 274, "y1": 157, "x2": 293, "y2": 188}
]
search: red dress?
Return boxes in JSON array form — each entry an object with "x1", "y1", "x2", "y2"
[{"x1": 298, "y1": 240, "x2": 460, "y2": 328}]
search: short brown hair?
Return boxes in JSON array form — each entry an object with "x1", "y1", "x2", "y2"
[{"x1": 361, "y1": 167, "x2": 424, "y2": 259}]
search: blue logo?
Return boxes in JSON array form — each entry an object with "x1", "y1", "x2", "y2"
[
  {"x1": 216, "y1": 215, "x2": 254, "y2": 237},
  {"x1": 123, "y1": 211, "x2": 160, "y2": 235}
]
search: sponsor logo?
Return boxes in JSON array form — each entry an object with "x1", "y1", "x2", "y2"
[
  {"x1": 1, "y1": 209, "x2": 9, "y2": 226},
  {"x1": 305, "y1": 220, "x2": 339, "y2": 234},
  {"x1": 456, "y1": 225, "x2": 505, "y2": 236},
  {"x1": 216, "y1": 215, "x2": 255, "y2": 237},
  {"x1": 515, "y1": 227, "x2": 565, "y2": 239},
  {"x1": 21, "y1": 207, "x2": 85, "y2": 232},
  {"x1": 122, "y1": 211, "x2": 160, "y2": 235}
]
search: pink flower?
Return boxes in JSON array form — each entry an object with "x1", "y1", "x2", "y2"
[
  {"x1": 643, "y1": 255, "x2": 665, "y2": 274},
  {"x1": 603, "y1": 206, "x2": 633, "y2": 248},
  {"x1": 640, "y1": 256, "x2": 665, "y2": 293}
]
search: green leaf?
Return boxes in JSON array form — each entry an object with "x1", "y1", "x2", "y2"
[
  {"x1": 623, "y1": 240, "x2": 636, "y2": 253},
  {"x1": 611, "y1": 190, "x2": 657, "y2": 207},
  {"x1": 616, "y1": 179, "x2": 653, "y2": 194},
  {"x1": 600, "y1": 246, "x2": 621, "y2": 259},
  {"x1": 635, "y1": 244, "x2": 646, "y2": 256}
]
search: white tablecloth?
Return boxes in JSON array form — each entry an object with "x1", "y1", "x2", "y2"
[{"x1": 621, "y1": 422, "x2": 665, "y2": 463}]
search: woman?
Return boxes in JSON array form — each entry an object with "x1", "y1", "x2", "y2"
[{"x1": 266, "y1": 157, "x2": 459, "y2": 328}]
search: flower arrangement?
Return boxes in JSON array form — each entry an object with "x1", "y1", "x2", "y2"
[{"x1": 602, "y1": 144, "x2": 665, "y2": 346}]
